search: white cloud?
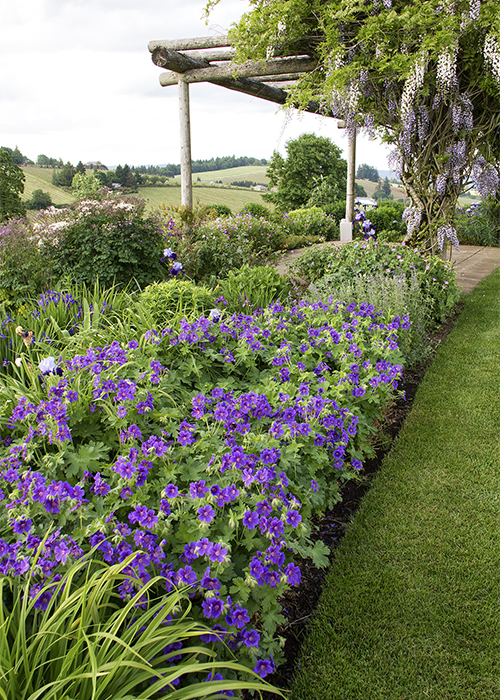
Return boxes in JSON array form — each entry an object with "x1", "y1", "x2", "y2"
[{"x1": 0, "y1": 0, "x2": 390, "y2": 169}]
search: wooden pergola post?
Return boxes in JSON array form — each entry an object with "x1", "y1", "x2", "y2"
[
  {"x1": 339, "y1": 123, "x2": 356, "y2": 241},
  {"x1": 178, "y1": 77, "x2": 193, "y2": 209},
  {"x1": 345, "y1": 129, "x2": 357, "y2": 224}
]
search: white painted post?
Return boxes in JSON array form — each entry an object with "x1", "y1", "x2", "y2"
[
  {"x1": 178, "y1": 77, "x2": 193, "y2": 209},
  {"x1": 338, "y1": 122, "x2": 356, "y2": 241}
]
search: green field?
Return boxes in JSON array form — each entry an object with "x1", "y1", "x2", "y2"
[
  {"x1": 21, "y1": 166, "x2": 75, "y2": 206},
  {"x1": 138, "y1": 185, "x2": 269, "y2": 212},
  {"x1": 174, "y1": 165, "x2": 270, "y2": 186},
  {"x1": 184, "y1": 165, "x2": 269, "y2": 185}
]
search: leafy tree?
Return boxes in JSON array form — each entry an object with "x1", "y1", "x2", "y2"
[
  {"x1": 263, "y1": 133, "x2": 347, "y2": 211},
  {"x1": 94, "y1": 171, "x2": 108, "y2": 187},
  {"x1": 373, "y1": 177, "x2": 393, "y2": 201},
  {"x1": 355, "y1": 182, "x2": 367, "y2": 198},
  {"x1": 10, "y1": 147, "x2": 25, "y2": 165},
  {"x1": 53, "y1": 162, "x2": 76, "y2": 188},
  {"x1": 72, "y1": 172, "x2": 101, "y2": 198},
  {"x1": 356, "y1": 164, "x2": 379, "y2": 182},
  {"x1": 122, "y1": 164, "x2": 137, "y2": 191},
  {"x1": 114, "y1": 164, "x2": 124, "y2": 186},
  {"x1": 0, "y1": 149, "x2": 26, "y2": 222},
  {"x1": 221, "y1": 0, "x2": 500, "y2": 251},
  {"x1": 26, "y1": 189, "x2": 52, "y2": 210},
  {"x1": 75, "y1": 161, "x2": 86, "y2": 175}
]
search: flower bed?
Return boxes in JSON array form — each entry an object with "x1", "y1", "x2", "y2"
[{"x1": 0, "y1": 295, "x2": 404, "y2": 677}]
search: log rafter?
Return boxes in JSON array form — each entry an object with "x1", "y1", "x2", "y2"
[{"x1": 150, "y1": 43, "x2": 331, "y2": 117}]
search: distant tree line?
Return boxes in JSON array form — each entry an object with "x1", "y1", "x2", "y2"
[
  {"x1": 132, "y1": 155, "x2": 268, "y2": 179},
  {"x1": 231, "y1": 180, "x2": 257, "y2": 188}
]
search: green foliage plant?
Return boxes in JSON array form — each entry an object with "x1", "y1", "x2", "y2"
[
  {"x1": 217, "y1": 264, "x2": 290, "y2": 314},
  {"x1": 0, "y1": 550, "x2": 282, "y2": 699},
  {"x1": 456, "y1": 199, "x2": 500, "y2": 246},
  {"x1": 368, "y1": 201, "x2": 406, "y2": 242},
  {"x1": 51, "y1": 194, "x2": 167, "y2": 289},
  {"x1": 290, "y1": 241, "x2": 461, "y2": 325},
  {"x1": 0, "y1": 149, "x2": 26, "y2": 222},
  {"x1": 0, "y1": 218, "x2": 50, "y2": 308},
  {"x1": 240, "y1": 203, "x2": 271, "y2": 219},
  {"x1": 206, "y1": 204, "x2": 233, "y2": 218},
  {"x1": 139, "y1": 279, "x2": 216, "y2": 327},
  {"x1": 280, "y1": 234, "x2": 324, "y2": 251},
  {"x1": 280, "y1": 207, "x2": 339, "y2": 241}
]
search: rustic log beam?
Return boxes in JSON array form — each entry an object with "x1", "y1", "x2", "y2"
[
  {"x1": 181, "y1": 48, "x2": 236, "y2": 62},
  {"x1": 261, "y1": 81, "x2": 299, "y2": 90},
  {"x1": 149, "y1": 36, "x2": 230, "y2": 52},
  {"x1": 158, "y1": 57, "x2": 316, "y2": 85},
  {"x1": 152, "y1": 47, "x2": 209, "y2": 73},
  {"x1": 212, "y1": 77, "x2": 289, "y2": 104},
  {"x1": 212, "y1": 77, "x2": 332, "y2": 118},
  {"x1": 257, "y1": 73, "x2": 307, "y2": 82}
]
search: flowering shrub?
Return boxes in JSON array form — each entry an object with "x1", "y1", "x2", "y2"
[
  {"x1": 0, "y1": 295, "x2": 405, "y2": 675},
  {"x1": 290, "y1": 241, "x2": 461, "y2": 324},
  {"x1": 174, "y1": 214, "x2": 281, "y2": 282},
  {"x1": 49, "y1": 195, "x2": 168, "y2": 289},
  {"x1": 196, "y1": 215, "x2": 283, "y2": 256},
  {"x1": 0, "y1": 218, "x2": 52, "y2": 309}
]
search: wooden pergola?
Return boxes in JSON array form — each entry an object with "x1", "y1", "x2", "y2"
[{"x1": 149, "y1": 35, "x2": 356, "y2": 239}]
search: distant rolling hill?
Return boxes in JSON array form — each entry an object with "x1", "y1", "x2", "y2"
[{"x1": 22, "y1": 166, "x2": 75, "y2": 206}]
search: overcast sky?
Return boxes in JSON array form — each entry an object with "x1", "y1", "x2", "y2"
[{"x1": 0, "y1": 0, "x2": 391, "y2": 169}]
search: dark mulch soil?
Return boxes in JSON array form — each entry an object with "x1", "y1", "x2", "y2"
[{"x1": 249, "y1": 306, "x2": 463, "y2": 698}]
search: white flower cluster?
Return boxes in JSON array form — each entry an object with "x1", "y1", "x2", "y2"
[
  {"x1": 484, "y1": 34, "x2": 500, "y2": 86},
  {"x1": 469, "y1": 0, "x2": 481, "y2": 21},
  {"x1": 437, "y1": 223, "x2": 460, "y2": 251},
  {"x1": 437, "y1": 46, "x2": 458, "y2": 95},
  {"x1": 435, "y1": 173, "x2": 448, "y2": 195},
  {"x1": 402, "y1": 205, "x2": 423, "y2": 235},
  {"x1": 401, "y1": 53, "x2": 427, "y2": 116}
]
